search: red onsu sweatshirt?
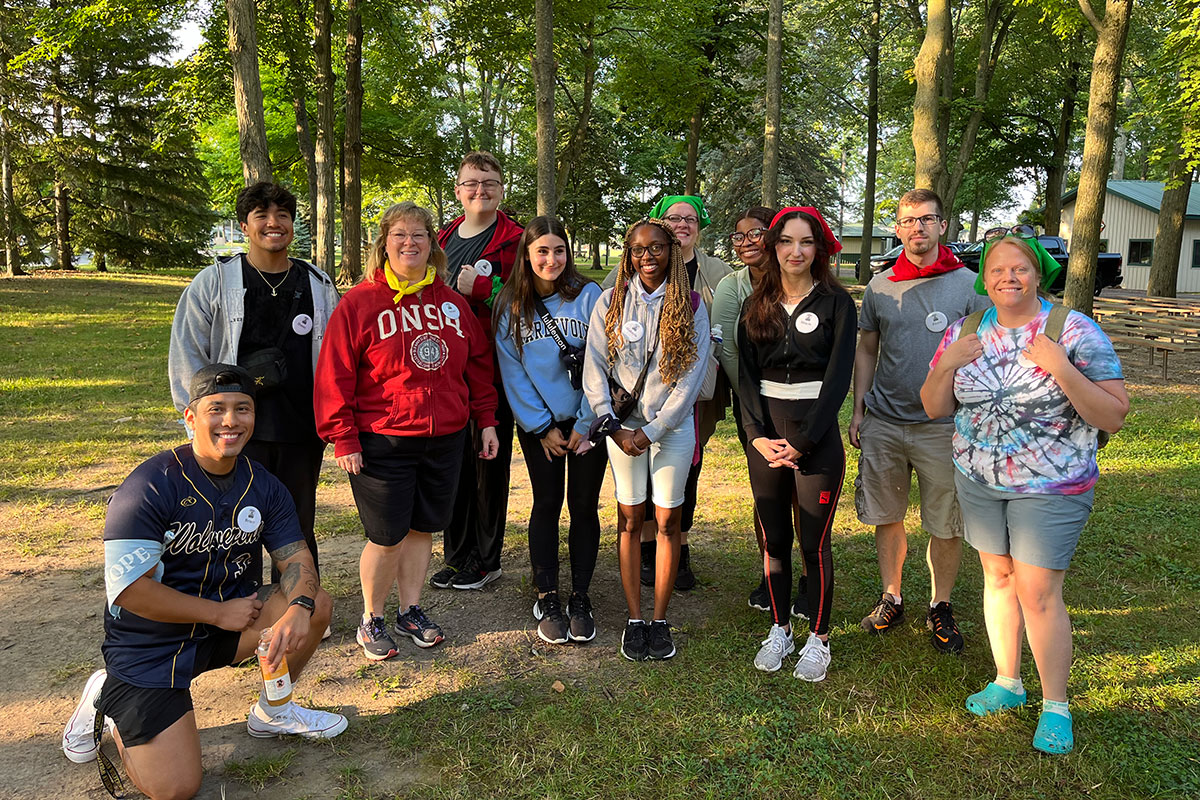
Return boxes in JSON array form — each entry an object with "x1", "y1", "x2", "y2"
[
  {"x1": 437, "y1": 210, "x2": 523, "y2": 335},
  {"x1": 314, "y1": 270, "x2": 499, "y2": 458}
]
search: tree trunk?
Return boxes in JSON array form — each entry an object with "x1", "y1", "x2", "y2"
[
  {"x1": 290, "y1": 0, "x2": 317, "y2": 261},
  {"x1": 969, "y1": 207, "x2": 980, "y2": 242},
  {"x1": 859, "y1": 0, "x2": 880, "y2": 284},
  {"x1": 340, "y1": 0, "x2": 363, "y2": 285},
  {"x1": 1110, "y1": 77, "x2": 1133, "y2": 179},
  {"x1": 761, "y1": 0, "x2": 783, "y2": 208},
  {"x1": 556, "y1": 27, "x2": 596, "y2": 198},
  {"x1": 913, "y1": 0, "x2": 952, "y2": 196},
  {"x1": 1146, "y1": 164, "x2": 1194, "y2": 298},
  {"x1": 1, "y1": 98, "x2": 20, "y2": 277},
  {"x1": 49, "y1": 3, "x2": 73, "y2": 271},
  {"x1": 686, "y1": 105, "x2": 704, "y2": 196},
  {"x1": 225, "y1": 0, "x2": 272, "y2": 184},
  {"x1": 312, "y1": 0, "x2": 337, "y2": 273},
  {"x1": 1064, "y1": 0, "x2": 1134, "y2": 315},
  {"x1": 532, "y1": 0, "x2": 556, "y2": 216},
  {"x1": 1045, "y1": 45, "x2": 1082, "y2": 236},
  {"x1": 944, "y1": 0, "x2": 1015, "y2": 216}
]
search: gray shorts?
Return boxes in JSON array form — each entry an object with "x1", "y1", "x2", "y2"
[
  {"x1": 853, "y1": 413, "x2": 962, "y2": 538},
  {"x1": 954, "y1": 470, "x2": 1093, "y2": 570}
]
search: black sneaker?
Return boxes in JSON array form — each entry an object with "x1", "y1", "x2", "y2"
[
  {"x1": 394, "y1": 605, "x2": 445, "y2": 648},
  {"x1": 861, "y1": 594, "x2": 904, "y2": 634},
  {"x1": 429, "y1": 565, "x2": 457, "y2": 589},
  {"x1": 567, "y1": 591, "x2": 596, "y2": 643},
  {"x1": 621, "y1": 620, "x2": 649, "y2": 661},
  {"x1": 356, "y1": 614, "x2": 399, "y2": 661},
  {"x1": 674, "y1": 544, "x2": 696, "y2": 591},
  {"x1": 450, "y1": 558, "x2": 502, "y2": 590},
  {"x1": 748, "y1": 577, "x2": 771, "y2": 612},
  {"x1": 927, "y1": 601, "x2": 965, "y2": 654},
  {"x1": 792, "y1": 574, "x2": 810, "y2": 620},
  {"x1": 639, "y1": 541, "x2": 656, "y2": 586},
  {"x1": 533, "y1": 592, "x2": 569, "y2": 644},
  {"x1": 646, "y1": 620, "x2": 676, "y2": 660}
]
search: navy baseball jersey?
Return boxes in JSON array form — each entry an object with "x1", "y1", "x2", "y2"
[{"x1": 101, "y1": 445, "x2": 303, "y2": 688}]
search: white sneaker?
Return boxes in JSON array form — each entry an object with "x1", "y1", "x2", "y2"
[
  {"x1": 792, "y1": 633, "x2": 831, "y2": 682},
  {"x1": 247, "y1": 701, "x2": 348, "y2": 740},
  {"x1": 753, "y1": 625, "x2": 794, "y2": 672},
  {"x1": 321, "y1": 625, "x2": 332, "y2": 641},
  {"x1": 63, "y1": 669, "x2": 112, "y2": 763}
]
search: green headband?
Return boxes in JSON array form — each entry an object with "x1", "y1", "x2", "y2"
[
  {"x1": 976, "y1": 235, "x2": 1064, "y2": 295},
  {"x1": 649, "y1": 195, "x2": 711, "y2": 229}
]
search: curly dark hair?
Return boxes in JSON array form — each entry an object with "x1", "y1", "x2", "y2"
[{"x1": 236, "y1": 182, "x2": 297, "y2": 224}]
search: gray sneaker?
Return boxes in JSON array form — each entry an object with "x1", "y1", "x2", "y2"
[
  {"x1": 753, "y1": 624, "x2": 795, "y2": 672},
  {"x1": 792, "y1": 633, "x2": 831, "y2": 682}
]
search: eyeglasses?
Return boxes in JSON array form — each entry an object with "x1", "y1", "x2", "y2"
[
  {"x1": 729, "y1": 228, "x2": 765, "y2": 246},
  {"x1": 663, "y1": 214, "x2": 699, "y2": 226},
  {"x1": 984, "y1": 224, "x2": 1036, "y2": 242},
  {"x1": 628, "y1": 243, "x2": 667, "y2": 258},
  {"x1": 456, "y1": 179, "x2": 502, "y2": 191},
  {"x1": 896, "y1": 214, "x2": 943, "y2": 229},
  {"x1": 389, "y1": 232, "x2": 429, "y2": 243}
]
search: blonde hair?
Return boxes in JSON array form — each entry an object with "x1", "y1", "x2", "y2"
[
  {"x1": 364, "y1": 202, "x2": 448, "y2": 283},
  {"x1": 605, "y1": 218, "x2": 697, "y2": 384}
]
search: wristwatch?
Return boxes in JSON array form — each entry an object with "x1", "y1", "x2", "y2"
[{"x1": 289, "y1": 595, "x2": 316, "y2": 616}]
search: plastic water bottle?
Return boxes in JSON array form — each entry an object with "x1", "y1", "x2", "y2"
[
  {"x1": 711, "y1": 323, "x2": 724, "y2": 345},
  {"x1": 257, "y1": 627, "x2": 293, "y2": 707}
]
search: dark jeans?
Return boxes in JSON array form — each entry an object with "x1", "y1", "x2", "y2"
[
  {"x1": 444, "y1": 392, "x2": 514, "y2": 572},
  {"x1": 516, "y1": 420, "x2": 608, "y2": 594},
  {"x1": 241, "y1": 438, "x2": 326, "y2": 583},
  {"x1": 746, "y1": 397, "x2": 844, "y2": 635}
]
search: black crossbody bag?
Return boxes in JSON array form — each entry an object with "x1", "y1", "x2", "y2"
[
  {"x1": 533, "y1": 296, "x2": 586, "y2": 390},
  {"x1": 239, "y1": 284, "x2": 303, "y2": 392}
]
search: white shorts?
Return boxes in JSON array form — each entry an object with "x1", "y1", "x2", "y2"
[{"x1": 606, "y1": 414, "x2": 695, "y2": 509}]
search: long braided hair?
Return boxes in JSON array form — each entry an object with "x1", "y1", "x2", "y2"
[{"x1": 604, "y1": 218, "x2": 697, "y2": 384}]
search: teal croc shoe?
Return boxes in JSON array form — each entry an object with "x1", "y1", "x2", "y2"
[
  {"x1": 1033, "y1": 711, "x2": 1074, "y2": 754},
  {"x1": 966, "y1": 682, "x2": 1027, "y2": 717}
]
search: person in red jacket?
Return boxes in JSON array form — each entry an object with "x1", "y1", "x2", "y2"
[
  {"x1": 433, "y1": 151, "x2": 524, "y2": 590},
  {"x1": 315, "y1": 201, "x2": 499, "y2": 661}
]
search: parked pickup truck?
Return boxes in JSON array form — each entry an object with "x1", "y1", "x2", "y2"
[{"x1": 958, "y1": 235, "x2": 1123, "y2": 296}]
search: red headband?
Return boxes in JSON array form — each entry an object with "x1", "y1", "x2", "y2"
[{"x1": 770, "y1": 206, "x2": 843, "y2": 254}]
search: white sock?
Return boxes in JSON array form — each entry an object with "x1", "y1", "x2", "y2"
[
  {"x1": 628, "y1": 618, "x2": 643, "y2": 625},
  {"x1": 995, "y1": 674, "x2": 1024, "y2": 694},
  {"x1": 888, "y1": 592, "x2": 902, "y2": 606},
  {"x1": 652, "y1": 619, "x2": 667, "y2": 624},
  {"x1": 257, "y1": 697, "x2": 291, "y2": 718},
  {"x1": 1042, "y1": 698, "x2": 1070, "y2": 718}
]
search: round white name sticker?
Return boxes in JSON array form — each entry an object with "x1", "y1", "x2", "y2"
[
  {"x1": 292, "y1": 313, "x2": 313, "y2": 335},
  {"x1": 441, "y1": 301, "x2": 460, "y2": 320},
  {"x1": 473, "y1": 259, "x2": 493, "y2": 278},
  {"x1": 795, "y1": 312, "x2": 819, "y2": 334},
  {"x1": 925, "y1": 311, "x2": 948, "y2": 332},
  {"x1": 622, "y1": 320, "x2": 644, "y2": 342},
  {"x1": 237, "y1": 506, "x2": 262, "y2": 533}
]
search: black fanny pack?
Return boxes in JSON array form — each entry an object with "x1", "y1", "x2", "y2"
[{"x1": 238, "y1": 284, "x2": 303, "y2": 392}]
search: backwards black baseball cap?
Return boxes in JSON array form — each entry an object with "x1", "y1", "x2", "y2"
[{"x1": 188, "y1": 364, "x2": 257, "y2": 405}]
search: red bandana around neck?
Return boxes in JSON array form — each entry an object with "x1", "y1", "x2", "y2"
[{"x1": 888, "y1": 244, "x2": 963, "y2": 282}]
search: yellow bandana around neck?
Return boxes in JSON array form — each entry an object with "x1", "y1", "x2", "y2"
[{"x1": 385, "y1": 264, "x2": 436, "y2": 302}]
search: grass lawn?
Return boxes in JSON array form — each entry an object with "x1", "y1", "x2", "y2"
[{"x1": 0, "y1": 270, "x2": 1197, "y2": 799}]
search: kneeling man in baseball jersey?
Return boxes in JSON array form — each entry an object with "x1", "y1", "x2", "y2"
[{"x1": 62, "y1": 364, "x2": 346, "y2": 800}]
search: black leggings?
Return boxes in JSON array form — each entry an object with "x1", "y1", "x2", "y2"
[
  {"x1": 746, "y1": 397, "x2": 844, "y2": 635},
  {"x1": 516, "y1": 420, "x2": 608, "y2": 595}
]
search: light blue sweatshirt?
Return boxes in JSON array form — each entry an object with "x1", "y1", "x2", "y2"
[{"x1": 495, "y1": 282, "x2": 603, "y2": 437}]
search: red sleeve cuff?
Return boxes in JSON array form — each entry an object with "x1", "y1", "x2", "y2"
[{"x1": 333, "y1": 437, "x2": 363, "y2": 458}]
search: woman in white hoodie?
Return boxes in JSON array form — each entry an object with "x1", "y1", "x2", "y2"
[{"x1": 582, "y1": 218, "x2": 710, "y2": 662}]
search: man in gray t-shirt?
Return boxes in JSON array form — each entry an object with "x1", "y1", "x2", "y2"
[{"x1": 849, "y1": 189, "x2": 990, "y2": 655}]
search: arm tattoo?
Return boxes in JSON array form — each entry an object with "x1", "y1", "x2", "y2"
[
  {"x1": 280, "y1": 562, "x2": 300, "y2": 596},
  {"x1": 269, "y1": 540, "x2": 308, "y2": 563},
  {"x1": 258, "y1": 584, "x2": 281, "y2": 603}
]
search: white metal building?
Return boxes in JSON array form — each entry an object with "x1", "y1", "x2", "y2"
[{"x1": 1061, "y1": 180, "x2": 1200, "y2": 293}]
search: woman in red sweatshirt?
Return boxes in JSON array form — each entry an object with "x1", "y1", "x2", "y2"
[{"x1": 315, "y1": 201, "x2": 499, "y2": 661}]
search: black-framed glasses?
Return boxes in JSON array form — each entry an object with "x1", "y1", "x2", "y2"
[
  {"x1": 896, "y1": 214, "x2": 943, "y2": 229},
  {"x1": 663, "y1": 214, "x2": 699, "y2": 226},
  {"x1": 629, "y1": 243, "x2": 667, "y2": 258},
  {"x1": 729, "y1": 228, "x2": 765, "y2": 246},
  {"x1": 984, "y1": 224, "x2": 1036, "y2": 243},
  {"x1": 456, "y1": 179, "x2": 502, "y2": 191}
]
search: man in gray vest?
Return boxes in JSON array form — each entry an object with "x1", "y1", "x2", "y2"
[{"x1": 850, "y1": 189, "x2": 990, "y2": 654}]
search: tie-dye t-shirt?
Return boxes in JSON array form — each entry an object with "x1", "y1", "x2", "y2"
[{"x1": 929, "y1": 299, "x2": 1123, "y2": 495}]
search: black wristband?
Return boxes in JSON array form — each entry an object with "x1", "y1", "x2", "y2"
[{"x1": 289, "y1": 595, "x2": 316, "y2": 616}]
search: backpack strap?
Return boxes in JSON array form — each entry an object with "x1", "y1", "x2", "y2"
[
  {"x1": 957, "y1": 309, "x2": 987, "y2": 339},
  {"x1": 1043, "y1": 304, "x2": 1071, "y2": 341}
]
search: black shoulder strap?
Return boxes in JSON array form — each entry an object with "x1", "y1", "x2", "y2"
[{"x1": 533, "y1": 295, "x2": 571, "y2": 354}]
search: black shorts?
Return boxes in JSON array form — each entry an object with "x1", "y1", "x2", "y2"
[
  {"x1": 348, "y1": 429, "x2": 467, "y2": 545},
  {"x1": 99, "y1": 627, "x2": 241, "y2": 747}
]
